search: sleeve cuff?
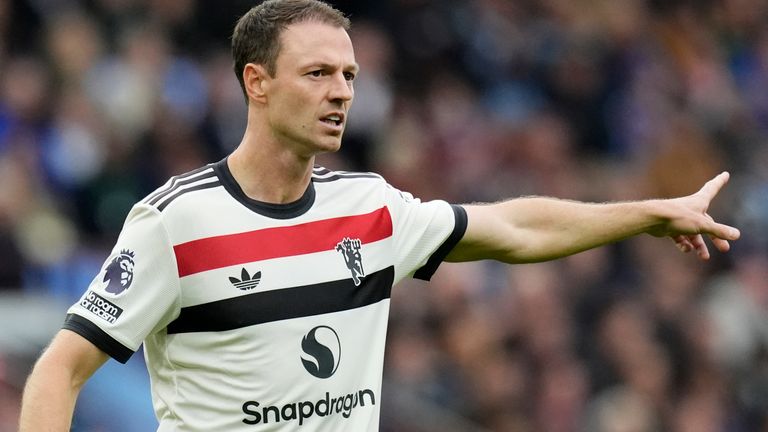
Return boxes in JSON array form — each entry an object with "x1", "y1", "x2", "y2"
[
  {"x1": 413, "y1": 204, "x2": 468, "y2": 281},
  {"x1": 62, "y1": 314, "x2": 135, "y2": 364}
]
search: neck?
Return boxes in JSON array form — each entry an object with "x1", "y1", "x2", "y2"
[{"x1": 228, "y1": 128, "x2": 315, "y2": 204}]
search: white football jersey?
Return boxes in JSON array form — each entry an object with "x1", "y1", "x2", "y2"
[{"x1": 64, "y1": 158, "x2": 467, "y2": 431}]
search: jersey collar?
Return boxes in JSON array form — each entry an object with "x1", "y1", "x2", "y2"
[{"x1": 214, "y1": 157, "x2": 316, "y2": 219}]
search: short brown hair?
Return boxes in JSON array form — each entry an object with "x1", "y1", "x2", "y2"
[{"x1": 231, "y1": 0, "x2": 350, "y2": 102}]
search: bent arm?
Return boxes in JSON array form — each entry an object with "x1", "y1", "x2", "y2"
[
  {"x1": 19, "y1": 329, "x2": 109, "y2": 431},
  {"x1": 447, "y1": 172, "x2": 740, "y2": 263}
]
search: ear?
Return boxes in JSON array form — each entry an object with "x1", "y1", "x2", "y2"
[{"x1": 243, "y1": 63, "x2": 270, "y2": 104}]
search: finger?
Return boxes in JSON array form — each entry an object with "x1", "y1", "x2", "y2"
[
  {"x1": 673, "y1": 235, "x2": 693, "y2": 253},
  {"x1": 702, "y1": 220, "x2": 741, "y2": 241},
  {"x1": 710, "y1": 235, "x2": 731, "y2": 253},
  {"x1": 697, "y1": 171, "x2": 730, "y2": 202},
  {"x1": 690, "y1": 234, "x2": 710, "y2": 260}
]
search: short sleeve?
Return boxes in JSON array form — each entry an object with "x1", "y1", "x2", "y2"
[
  {"x1": 63, "y1": 204, "x2": 181, "y2": 363},
  {"x1": 384, "y1": 184, "x2": 467, "y2": 282}
]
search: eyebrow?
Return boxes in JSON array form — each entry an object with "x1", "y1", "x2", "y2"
[{"x1": 302, "y1": 62, "x2": 360, "y2": 73}]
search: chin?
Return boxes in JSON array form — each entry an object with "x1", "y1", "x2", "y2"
[
  {"x1": 290, "y1": 136, "x2": 342, "y2": 158},
  {"x1": 318, "y1": 145, "x2": 342, "y2": 156},
  {"x1": 314, "y1": 137, "x2": 343, "y2": 154}
]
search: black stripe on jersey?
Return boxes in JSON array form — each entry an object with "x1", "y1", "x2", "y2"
[
  {"x1": 62, "y1": 314, "x2": 134, "y2": 363},
  {"x1": 166, "y1": 266, "x2": 395, "y2": 334},
  {"x1": 148, "y1": 171, "x2": 217, "y2": 206},
  {"x1": 311, "y1": 173, "x2": 382, "y2": 183},
  {"x1": 155, "y1": 180, "x2": 223, "y2": 211},
  {"x1": 143, "y1": 165, "x2": 214, "y2": 204},
  {"x1": 413, "y1": 205, "x2": 468, "y2": 281}
]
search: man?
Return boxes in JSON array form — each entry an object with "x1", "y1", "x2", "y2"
[{"x1": 18, "y1": 0, "x2": 740, "y2": 431}]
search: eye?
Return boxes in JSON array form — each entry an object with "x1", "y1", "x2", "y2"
[
  {"x1": 308, "y1": 70, "x2": 323, "y2": 77},
  {"x1": 343, "y1": 72, "x2": 356, "y2": 81}
]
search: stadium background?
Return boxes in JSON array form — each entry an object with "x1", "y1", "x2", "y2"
[{"x1": 1, "y1": 0, "x2": 767, "y2": 430}]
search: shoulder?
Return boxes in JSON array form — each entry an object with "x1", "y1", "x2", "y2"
[
  {"x1": 311, "y1": 166, "x2": 385, "y2": 184},
  {"x1": 140, "y1": 163, "x2": 223, "y2": 212}
]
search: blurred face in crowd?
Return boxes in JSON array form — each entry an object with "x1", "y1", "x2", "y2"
[{"x1": 257, "y1": 21, "x2": 358, "y2": 157}]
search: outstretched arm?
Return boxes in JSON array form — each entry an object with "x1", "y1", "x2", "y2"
[
  {"x1": 19, "y1": 329, "x2": 109, "y2": 431},
  {"x1": 446, "y1": 172, "x2": 740, "y2": 263}
]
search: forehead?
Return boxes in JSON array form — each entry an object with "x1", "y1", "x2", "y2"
[{"x1": 277, "y1": 21, "x2": 356, "y2": 67}]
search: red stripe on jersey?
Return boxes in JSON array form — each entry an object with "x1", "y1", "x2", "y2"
[{"x1": 174, "y1": 206, "x2": 393, "y2": 277}]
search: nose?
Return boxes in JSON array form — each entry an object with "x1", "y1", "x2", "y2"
[{"x1": 328, "y1": 72, "x2": 353, "y2": 103}]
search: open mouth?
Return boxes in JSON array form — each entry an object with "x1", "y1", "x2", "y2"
[{"x1": 321, "y1": 113, "x2": 344, "y2": 127}]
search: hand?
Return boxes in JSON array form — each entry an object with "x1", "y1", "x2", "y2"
[{"x1": 648, "y1": 172, "x2": 741, "y2": 260}]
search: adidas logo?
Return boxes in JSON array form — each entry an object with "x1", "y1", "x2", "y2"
[{"x1": 229, "y1": 268, "x2": 261, "y2": 291}]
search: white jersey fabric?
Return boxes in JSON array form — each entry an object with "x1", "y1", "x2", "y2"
[{"x1": 64, "y1": 158, "x2": 467, "y2": 431}]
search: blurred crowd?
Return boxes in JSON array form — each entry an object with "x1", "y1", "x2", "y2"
[{"x1": 1, "y1": 0, "x2": 768, "y2": 431}]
